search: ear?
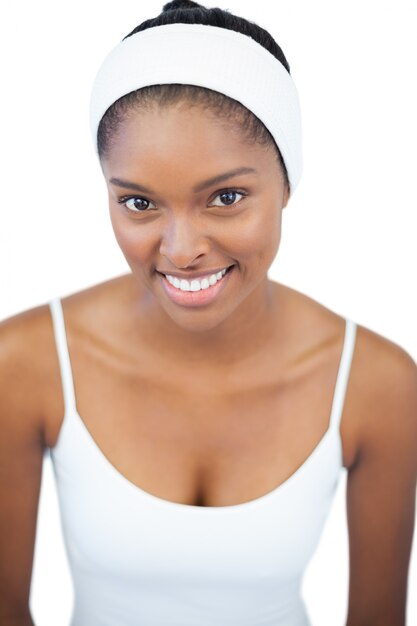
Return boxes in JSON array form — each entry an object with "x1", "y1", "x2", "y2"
[{"x1": 281, "y1": 183, "x2": 290, "y2": 209}]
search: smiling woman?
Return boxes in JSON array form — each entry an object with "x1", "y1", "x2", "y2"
[{"x1": 1, "y1": 2, "x2": 417, "y2": 626}]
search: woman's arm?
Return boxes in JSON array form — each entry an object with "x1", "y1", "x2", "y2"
[
  {"x1": 345, "y1": 335, "x2": 417, "y2": 626},
  {"x1": 0, "y1": 313, "x2": 47, "y2": 626}
]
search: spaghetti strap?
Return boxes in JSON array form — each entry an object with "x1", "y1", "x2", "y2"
[
  {"x1": 49, "y1": 297, "x2": 77, "y2": 414},
  {"x1": 329, "y1": 318, "x2": 357, "y2": 433}
]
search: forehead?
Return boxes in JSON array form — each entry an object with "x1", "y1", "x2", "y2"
[{"x1": 103, "y1": 102, "x2": 276, "y2": 171}]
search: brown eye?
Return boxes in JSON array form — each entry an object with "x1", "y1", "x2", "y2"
[
  {"x1": 221, "y1": 191, "x2": 238, "y2": 205},
  {"x1": 118, "y1": 196, "x2": 157, "y2": 212},
  {"x1": 209, "y1": 190, "x2": 246, "y2": 207},
  {"x1": 125, "y1": 197, "x2": 155, "y2": 212}
]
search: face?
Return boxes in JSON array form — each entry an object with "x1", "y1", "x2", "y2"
[{"x1": 100, "y1": 102, "x2": 289, "y2": 334}]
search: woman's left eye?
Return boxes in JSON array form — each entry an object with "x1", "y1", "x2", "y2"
[{"x1": 209, "y1": 190, "x2": 247, "y2": 207}]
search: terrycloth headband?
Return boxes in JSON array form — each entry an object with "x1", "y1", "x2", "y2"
[{"x1": 90, "y1": 22, "x2": 302, "y2": 195}]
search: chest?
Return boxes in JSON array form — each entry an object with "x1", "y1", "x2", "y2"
[{"x1": 47, "y1": 328, "x2": 356, "y2": 507}]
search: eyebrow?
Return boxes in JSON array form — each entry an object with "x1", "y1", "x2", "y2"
[{"x1": 109, "y1": 166, "x2": 257, "y2": 195}]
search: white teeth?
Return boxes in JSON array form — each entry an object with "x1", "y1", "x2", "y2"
[{"x1": 165, "y1": 267, "x2": 228, "y2": 292}]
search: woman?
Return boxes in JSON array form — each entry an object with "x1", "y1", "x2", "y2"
[{"x1": 0, "y1": 1, "x2": 416, "y2": 625}]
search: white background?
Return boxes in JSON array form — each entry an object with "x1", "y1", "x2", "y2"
[{"x1": 1, "y1": 1, "x2": 416, "y2": 624}]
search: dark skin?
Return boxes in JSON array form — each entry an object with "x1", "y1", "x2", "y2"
[{"x1": 0, "y1": 101, "x2": 416, "y2": 625}]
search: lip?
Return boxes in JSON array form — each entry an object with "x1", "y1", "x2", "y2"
[
  {"x1": 157, "y1": 266, "x2": 233, "y2": 281},
  {"x1": 158, "y1": 265, "x2": 235, "y2": 307}
]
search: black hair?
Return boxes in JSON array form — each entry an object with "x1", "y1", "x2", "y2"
[{"x1": 97, "y1": 0, "x2": 290, "y2": 189}]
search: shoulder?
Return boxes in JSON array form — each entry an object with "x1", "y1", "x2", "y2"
[
  {"x1": 287, "y1": 282, "x2": 417, "y2": 441},
  {"x1": 0, "y1": 276, "x2": 131, "y2": 433},
  {"x1": 0, "y1": 302, "x2": 58, "y2": 438},
  {"x1": 279, "y1": 283, "x2": 417, "y2": 461},
  {"x1": 0, "y1": 301, "x2": 53, "y2": 373},
  {"x1": 353, "y1": 322, "x2": 417, "y2": 460},
  {"x1": 0, "y1": 301, "x2": 55, "y2": 364}
]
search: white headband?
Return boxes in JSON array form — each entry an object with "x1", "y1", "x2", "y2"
[{"x1": 90, "y1": 22, "x2": 302, "y2": 195}]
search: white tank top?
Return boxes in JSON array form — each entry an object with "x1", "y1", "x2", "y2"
[{"x1": 48, "y1": 296, "x2": 356, "y2": 626}]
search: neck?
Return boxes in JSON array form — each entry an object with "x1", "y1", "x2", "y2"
[{"x1": 134, "y1": 276, "x2": 282, "y2": 367}]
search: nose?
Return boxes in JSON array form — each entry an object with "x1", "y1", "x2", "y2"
[{"x1": 159, "y1": 213, "x2": 211, "y2": 269}]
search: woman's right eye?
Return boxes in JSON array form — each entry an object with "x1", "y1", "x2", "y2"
[{"x1": 118, "y1": 197, "x2": 156, "y2": 212}]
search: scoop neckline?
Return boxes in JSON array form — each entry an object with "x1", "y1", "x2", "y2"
[{"x1": 53, "y1": 403, "x2": 339, "y2": 514}]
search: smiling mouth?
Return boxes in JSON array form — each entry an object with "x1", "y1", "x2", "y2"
[
  {"x1": 158, "y1": 265, "x2": 235, "y2": 307},
  {"x1": 158, "y1": 265, "x2": 234, "y2": 291}
]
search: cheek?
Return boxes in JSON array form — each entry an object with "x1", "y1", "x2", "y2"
[
  {"x1": 109, "y1": 208, "x2": 156, "y2": 265},
  {"x1": 227, "y1": 206, "x2": 282, "y2": 266}
]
